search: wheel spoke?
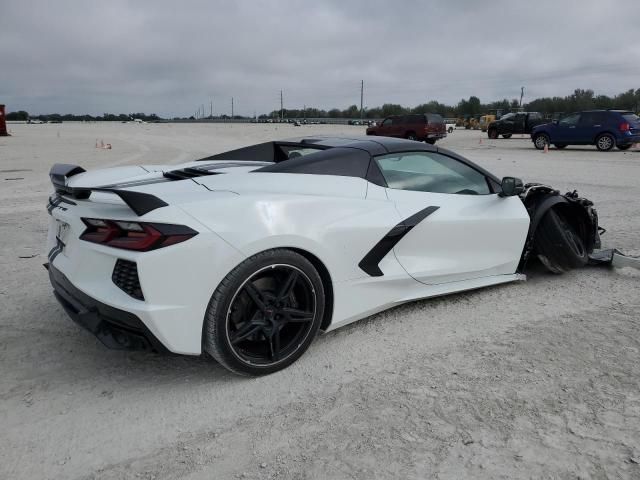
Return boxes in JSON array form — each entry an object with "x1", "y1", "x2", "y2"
[
  {"x1": 231, "y1": 322, "x2": 262, "y2": 345},
  {"x1": 277, "y1": 270, "x2": 298, "y2": 301},
  {"x1": 244, "y1": 282, "x2": 267, "y2": 312},
  {"x1": 269, "y1": 328, "x2": 281, "y2": 361},
  {"x1": 281, "y1": 307, "x2": 314, "y2": 323}
]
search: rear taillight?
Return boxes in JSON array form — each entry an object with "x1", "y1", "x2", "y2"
[
  {"x1": 619, "y1": 122, "x2": 630, "y2": 132},
  {"x1": 80, "y1": 218, "x2": 197, "y2": 251}
]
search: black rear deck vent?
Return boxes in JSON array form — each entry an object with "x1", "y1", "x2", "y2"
[
  {"x1": 112, "y1": 259, "x2": 144, "y2": 300},
  {"x1": 163, "y1": 167, "x2": 219, "y2": 180}
]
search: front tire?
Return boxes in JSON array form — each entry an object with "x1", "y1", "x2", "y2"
[
  {"x1": 204, "y1": 249, "x2": 325, "y2": 376},
  {"x1": 448, "y1": 127, "x2": 453, "y2": 133},
  {"x1": 595, "y1": 133, "x2": 615, "y2": 151},
  {"x1": 533, "y1": 133, "x2": 550, "y2": 150},
  {"x1": 488, "y1": 128, "x2": 498, "y2": 139},
  {"x1": 534, "y1": 208, "x2": 588, "y2": 274}
]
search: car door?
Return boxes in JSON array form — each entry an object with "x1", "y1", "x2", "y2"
[
  {"x1": 512, "y1": 113, "x2": 526, "y2": 134},
  {"x1": 378, "y1": 117, "x2": 393, "y2": 136},
  {"x1": 391, "y1": 115, "x2": 406, "y2": 137},
  {"x1": 578, "y1": 112, "x2": 606, "y2": 144},
  {"x1": 374, "y1": 151, "x2": 530, "y2": 285},
  {"x1": 553, "y1": 113, "x2": 582, "y2": 143}
]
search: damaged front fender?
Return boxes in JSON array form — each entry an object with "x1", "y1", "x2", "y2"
[{"x1": 518, "y1": 184, "x2": 601, "y2": 272}]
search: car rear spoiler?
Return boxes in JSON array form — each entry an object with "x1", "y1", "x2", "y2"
[{"x1": 49, "y1": 163, "x2": 168, "y2": 216}]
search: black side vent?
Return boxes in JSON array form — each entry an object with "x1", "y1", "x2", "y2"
[
  {"x1": 163, "y1": 167, "x2": 219, "y2": 180},
  {"x1": 112, "y1": 259, "x2": 144, "y2": 300}
]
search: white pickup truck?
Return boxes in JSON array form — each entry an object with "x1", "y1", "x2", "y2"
[{"x1": 445, "y1": 122, "x2": 456, "y2": 134}]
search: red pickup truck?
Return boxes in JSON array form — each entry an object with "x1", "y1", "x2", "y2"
[{"x1": 366, "y1": 113, "x2": 447, "y2": 144}]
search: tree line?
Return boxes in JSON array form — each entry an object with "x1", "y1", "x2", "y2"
[{"x1": 6, "y1": 88, "x2": 640, "y2": 122}]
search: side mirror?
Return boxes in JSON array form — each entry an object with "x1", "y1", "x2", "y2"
[{"x1": 499, "y1": 177, "x2": 524, "y2": 197}]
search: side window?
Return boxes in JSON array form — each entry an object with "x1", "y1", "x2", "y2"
[
  {"x1": 392, "y1": 116, "x2": 405, "y2": 125},
  {"x1": 559, "y1": 113, "x2": 581, "y2": 126},
  {"x1": 375, "y1": 152, "x2": 491, "y2": 195},
  {"x1": 406, "y1": 114, "x2": 423, "y2": 124},
  {"x1": 381, "y1": 118, "x2": 392, "y2": 127},
  {"x1": 529, "y1": 112, "x2": 542, "y2": 121}
]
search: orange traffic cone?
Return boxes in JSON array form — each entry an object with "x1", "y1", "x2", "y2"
[
  {"x1": 543, "y1": 144, "x2": 549, "y2": 153},
  {"x1": 0, "y1": 104, "x2": 10, "y2": 136}
]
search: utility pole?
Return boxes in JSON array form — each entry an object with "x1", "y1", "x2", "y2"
[
  {"x1": 303, "y1": 104, "x2": 306, "y2": 123},
  {"x1": 210, "y1": 100, "x2": 213, "y2": 118},
  {"x1": 280, "y1": 90, "x2": 284, "y2": 122},
  {"x1": 520, "y1": 86, "x2": 525, "y2": 108},
  {"x1": 360, "y1": 80, "x2": 364, "y2": 122},
  {"x1": 231, "y1": 97, "x2": 234, "y2": 119}
]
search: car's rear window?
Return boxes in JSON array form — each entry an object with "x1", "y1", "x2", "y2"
[
  {"x1": 426, "y1": 114, "x2": 443, "y2": 124},
  {"x1": 622, "y1": 113, "x2": 640, "y2": 124}
]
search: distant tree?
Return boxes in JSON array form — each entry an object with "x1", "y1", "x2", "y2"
[
  {"x1": 6, "y1": 110, "x2": 29, "y2": 120},
  {"x1": 380, "y1": 103, "x2": 406, "y2": 117}
]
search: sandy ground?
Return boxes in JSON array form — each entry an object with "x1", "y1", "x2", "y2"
[{"x1": 1, "y1": 123, "x2": 639, "y2": 479}]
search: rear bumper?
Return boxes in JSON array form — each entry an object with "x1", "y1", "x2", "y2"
[
  {"x1": 48, "y1": 263, "x2": 169, "y2": 352},
  {"x1": 424, "y1": 132, "x2": 447, "y2": 140},
  {"x1": 617, "y1": 134, "x2": 640, "y2": 146}
]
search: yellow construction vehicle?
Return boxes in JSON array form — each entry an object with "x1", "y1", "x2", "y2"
[{"x1": 479, "y1": 114, "x2": 496, "y2": 132}]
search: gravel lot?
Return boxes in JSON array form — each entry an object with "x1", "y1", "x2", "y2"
[{"x1": 1, "y1": 123, "x2": 639, "y2": 479}]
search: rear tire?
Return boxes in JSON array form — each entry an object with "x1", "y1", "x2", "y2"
[
  {"x1": 488, "y1": 129, "x2": 498, "y2": 139},
  {"x1": 534, "y1": 208, "x2": 588, "y2": 274},
  {"x1": 533, "y1": 133, "x2": 550, "y2": 150},
  {"x1": 617, "y1": 144, "x2": 631, "y2": 151},
  {"x1": 595, "y1": 133, "x2": 615, "y2": 151},
  {"x1": 448, "y1": 127, "x2": 454, "y2": 133},
  {"x1": 203, "y1": 249, "x2": 325, "y2": 376}
]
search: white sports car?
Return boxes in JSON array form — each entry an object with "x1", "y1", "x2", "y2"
[{"x1": 46, "y1": 136, "x2": 600, "y2": 375}]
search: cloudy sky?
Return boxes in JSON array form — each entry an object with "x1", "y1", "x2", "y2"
[{"x1": 1, "y1": 0, "x2": 639, "y2": 117}]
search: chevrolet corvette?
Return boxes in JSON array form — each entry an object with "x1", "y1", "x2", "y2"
[{"x1": 46, "y1": 136, "x2": 600, "y2": 375}]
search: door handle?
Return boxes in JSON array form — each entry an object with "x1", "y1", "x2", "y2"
[{"x1": 594, "y1": 124, "x2": 601, "y2": 127}]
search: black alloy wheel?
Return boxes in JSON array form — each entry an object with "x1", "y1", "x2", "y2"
[{"x1": 204, "y1": 249, "x2": 325, "y2": 376}]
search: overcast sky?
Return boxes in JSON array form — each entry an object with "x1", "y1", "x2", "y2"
[{"x1": 1, "y1": 0, "x2": 639, "y2": 117}]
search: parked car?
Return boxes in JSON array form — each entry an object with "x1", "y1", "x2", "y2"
[
  {"x1": 366, "y1": 113, "x2": 446, "y2": 144},
  {"x1": 531, "y1": 110, "x2": 640, "y2": 151},
  {"x1": 446, "y1": 122, "x2": 456, "y2": 133},
  {"x1": 46, "y1": 136, "x2": 600, "y2": 375},
  {"x1": 487, "y1": 112, "x2": 546, "y2": 139}
]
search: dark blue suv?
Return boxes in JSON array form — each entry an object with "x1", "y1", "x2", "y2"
[{"x1": 531, "y1": 110, "x2": 640, "y2": 151}]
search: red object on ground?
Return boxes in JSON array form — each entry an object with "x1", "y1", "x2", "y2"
[{"x1": 0, "y1": 105, "x2": 9, "y2": 136}]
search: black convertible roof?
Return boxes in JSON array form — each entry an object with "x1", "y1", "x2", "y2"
[
  {"x1": 197, "y1": 136, "x2": 500, "y2": 185},
  {"x1": 198, "y1": 136, "x2": 440, "y2": 162}
]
